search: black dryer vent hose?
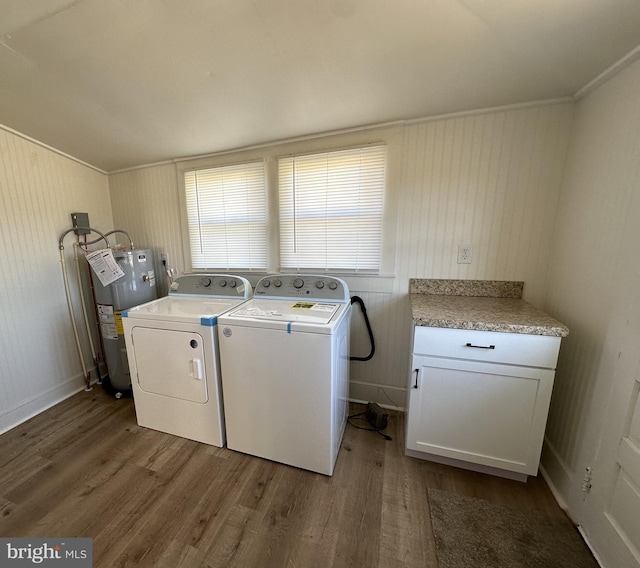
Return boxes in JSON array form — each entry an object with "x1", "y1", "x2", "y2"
[{"x1": 350, "y1": 295, "x2": 375, "y2": 362}]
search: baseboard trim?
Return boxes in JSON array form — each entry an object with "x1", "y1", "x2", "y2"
[
  {"x1": 348, "y1": 380, "x2": 406, "y2": 410},
  {"x1": 0, "y1": 370, "x2": 99, "y2": 435},
  {"x1": 577, "y1": 526, "x2": 606, "y2": 568},
  {"x1": 539, "y1": 437, "x2": 577, "y2": 520}
]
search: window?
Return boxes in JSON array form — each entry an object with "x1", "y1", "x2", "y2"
[
  {"x1": 184, "y1": 161, "x2": 267, "y2": 270},
  {"x1": 183, "y1": 145, "x2": 387, "y2": 273},
  {"x1": 278, "y1": 145, "x2": 386, "y2": 272}
]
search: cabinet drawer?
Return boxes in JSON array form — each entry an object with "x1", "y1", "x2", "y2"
[{"x1": 413, "y1": 326, "x2": 561, "y2": 368}]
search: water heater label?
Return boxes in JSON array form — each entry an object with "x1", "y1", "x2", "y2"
[
  {"x1": 115, "y1": 311, "x2": 124, "y2": 335},
  {"x1": 97, "y1": 304, "x2": 118, "y2": 340},
  {"x1": 87, "y1": 248, "x2": 125, "y2": 287}
]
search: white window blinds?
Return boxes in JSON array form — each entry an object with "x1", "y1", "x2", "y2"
[
  {"x1": 184, "y1": 161, "x2": 267, "y2": 270},
  {"x1": 278, "y1": 145, "x2": 386, "y2": 272}
]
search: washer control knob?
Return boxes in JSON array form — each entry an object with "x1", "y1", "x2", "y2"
[
  {"x1": 274, "y1": 279, "x2": 282, "y2": 287},
  {"x1": 315, "y1": 280, "x2": 325, "y2": 289},
  {"x1": 219, "y1": 279, "x2": 227, "y2": 287},
  {"x1": 328, "y1": 281, "x2": 338, "y2": 290},
  {"x1": 229, "y1": 280, "x2": 237, "y2": 288},
  {"x1": 293, "y1": 278, "x2": 304, "y2": 289},
  {"x1": 200, "y1": 277, "x2": 212, "y2": 287},
  {"x1": 262, "y1": 280, "x2": 271, "y2": 288}
]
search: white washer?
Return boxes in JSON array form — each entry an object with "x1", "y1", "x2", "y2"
[
  {"x1": 122, "y1": 274, "x2": 252, "y2": 447},
  {"x1": 218, "y1": 274, "x2": 351, "y2": 475}
]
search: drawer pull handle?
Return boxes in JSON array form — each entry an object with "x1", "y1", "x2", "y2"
[
  {"x1": 465, "y1": 342, "x2": 495, "y2": 349},
  {"x1": 413, "y1": 368, "x2": 419, "y2": 389}
]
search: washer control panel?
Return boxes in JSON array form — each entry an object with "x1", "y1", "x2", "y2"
[
  {"x1": 254, "y1": 274, "x2": 349, "y2": 302},
  {"x1": 169, "y1": 274, "x2": 252, "y2": 298}
]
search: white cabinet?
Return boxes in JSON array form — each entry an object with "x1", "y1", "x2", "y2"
[{"x1": 406, "y1": 326, "x2": 562, "y2": 479}]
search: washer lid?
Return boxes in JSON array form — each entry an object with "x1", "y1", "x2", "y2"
[
  {"x1": 124, "y1": 296, "x2": 247, "y2": 324},
  {"x1": 224, "y1": 298, "x2": 343, "y2": 325}
]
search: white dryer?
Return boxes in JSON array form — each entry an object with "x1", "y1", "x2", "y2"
[
  {"x1": 122, "y1": 274, "x2": 252, "y2": 447},
  {"x1": 218, "y1": 274, "x2": 351, "y2": 475}
]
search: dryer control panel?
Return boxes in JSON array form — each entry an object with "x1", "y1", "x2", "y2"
[
  {"x1": 254, "y1": 274, "x2": 349, "y2": 302},
  {"x1": 169, "y1": 274, "x2": 252, "y2": 298}
]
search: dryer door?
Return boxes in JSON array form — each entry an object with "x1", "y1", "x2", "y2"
[{"x1": 131, "y1": 327, "x2": 209, "y2": 403}]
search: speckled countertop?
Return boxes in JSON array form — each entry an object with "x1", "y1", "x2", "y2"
[{"x1": 410, "y1": 279, "x2": 569, "y2": 337}]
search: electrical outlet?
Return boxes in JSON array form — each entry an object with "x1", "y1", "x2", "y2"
[{"x1": 457, "y1": 244, "x2": 472, "y2": 264}]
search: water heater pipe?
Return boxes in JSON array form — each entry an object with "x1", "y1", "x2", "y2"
[
  {"x1": 58, "y1": 227, "x2": 110, "y2": 391},
  {"x1": 73, "y1": 241, "x2": 99, "y2": 374},
  {"x1": 103, "y1": 229, "x2": 134, "y2": 249},
  {"x1": 59, "y1": 246, "x2": 90, "y2": 390}
]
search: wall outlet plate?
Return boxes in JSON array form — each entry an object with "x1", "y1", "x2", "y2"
[{"x1": 457, "y1": 244, "x2": 472, "y2": 264}]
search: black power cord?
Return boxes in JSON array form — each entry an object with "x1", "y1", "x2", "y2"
[
  {"x1": 347, "y1": 411, "x2": 392, "y2": 441},
  {"x1": 347, "y1": 297, "x2": 388, "y2": 439}
]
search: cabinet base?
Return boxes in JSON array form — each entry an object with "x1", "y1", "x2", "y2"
[{"x1": 405, "y1": 448, "x2": 530, "y2": 483}]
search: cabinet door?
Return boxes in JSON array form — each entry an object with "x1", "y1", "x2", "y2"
[{"x1": 407, "y1": 355, "x2": 555, "y2": 476}]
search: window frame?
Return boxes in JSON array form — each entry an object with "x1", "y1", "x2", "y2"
[
  {"x1": 277, "y1": 144, "x2": 387, "y2": 274},
  {"x1": 178, "y1": 157, "x2": 270, "y2": 273},
  {"x1": 176, "y1": 134, "x2": 398, "y2": 283}
]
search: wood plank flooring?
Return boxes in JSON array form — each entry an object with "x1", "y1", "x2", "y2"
[{"x1": 0, "y1": 388, "x2": 568, "y2": 567}]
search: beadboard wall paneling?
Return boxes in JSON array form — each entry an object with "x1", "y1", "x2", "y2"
[
  {"x1": 396, "y1": 104, "x2": 573, "y2": 307},
  {"x1": 542, "y1": 57, "x2": 640, "y2": 517},
  {"x1": 108, "y1": 101, "x2": 573, "y2": 407},
  {"x1": 108, "y1": 164, "x2": 185, "y2": 297},
  {"x1": 0, "y1": 127, "x2": 112, "y2": 433},
  {"x1": 348, "y1": 288, "x2": 410, "y2": 409}
]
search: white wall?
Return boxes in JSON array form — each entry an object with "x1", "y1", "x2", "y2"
[
  {"x1": 542, "y1": 58, "x2": 640, "y2": 519},
  {"x1": 108, "y1": 163, "x2": 185, "y2": 299},
  {"x1": 108, "y1": 101, "x2": 574, "y2": 408},
  {"x1": 0, "y1": 128, "x2": 112, "y2": 433}
]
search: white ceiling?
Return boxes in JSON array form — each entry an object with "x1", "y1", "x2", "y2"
[{"x1": 1, "y1": 0, "x2": 640, "y2": 172}]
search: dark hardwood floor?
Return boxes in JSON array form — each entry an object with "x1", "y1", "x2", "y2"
[{"x1": 0, "y1": 387, "x2": 567, "y2": 567}]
